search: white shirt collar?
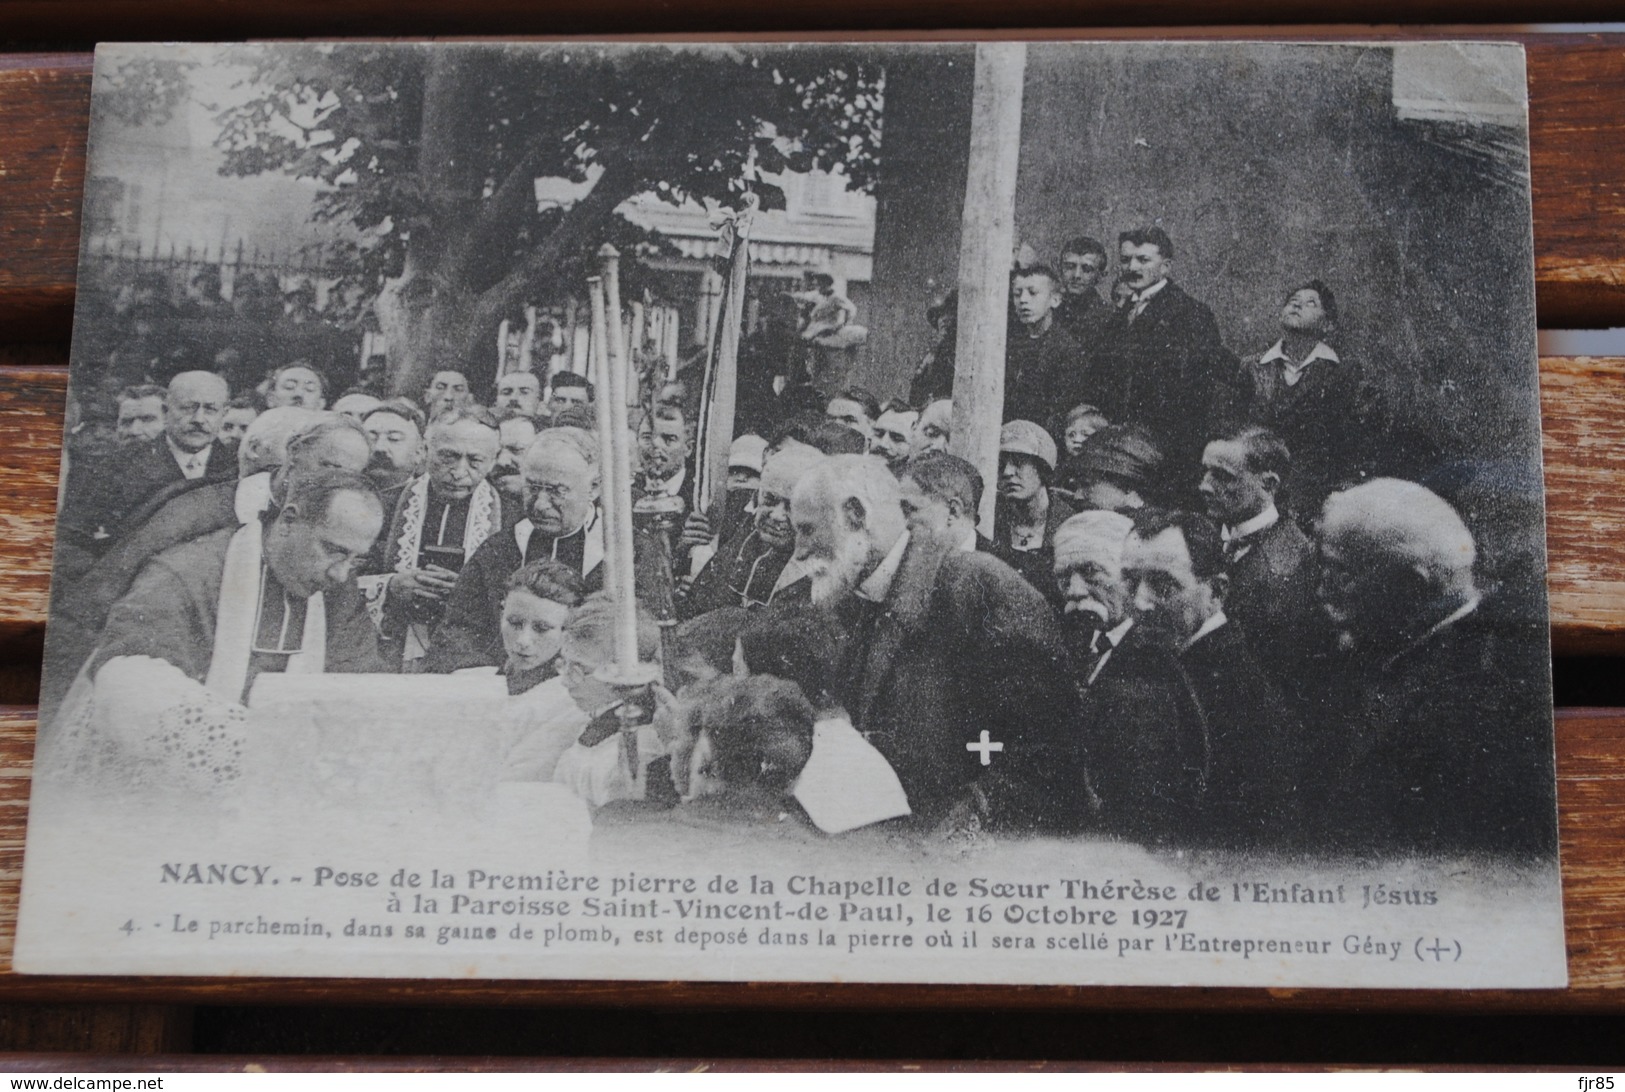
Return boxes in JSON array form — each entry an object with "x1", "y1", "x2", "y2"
[
  {"x1": 1260, "y1": 338, "x2": 1340, "y2": 366},
  {"x1": 1132, "y1": 278, "x2": 1169, "y2": 304},
  {"x1": 1086, "y1": 618, "x2": 1135, "y2": 685},
  {"x1": 955, "y1": 524, "x2": 978, "y2": 553},
  {"x1": 167, "y1": 436, "x2": 212, "y2": 478},
  {"x1": 1185, "y1": 609, "x2": 1228, "y2": 651},
  {"x1": 1223, "y1": 503, "x2": 1279, "y2": 544},
  {"x1": 1261, "y1": 339, "x2": 1339, "y2": 385},
  {"x1": 856, "y1": 531, "x2": 911, "y2": 604}
]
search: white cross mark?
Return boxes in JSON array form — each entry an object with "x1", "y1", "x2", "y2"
[{"x1": 966, "y1": 730, "x2": 1004, "y2": 766}]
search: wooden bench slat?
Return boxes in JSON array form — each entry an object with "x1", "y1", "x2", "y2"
[
  {"x1": 0, "y1": 705, "x2": 1616, "y2": 1009},
  {"x1": 4, "y1": 356, "x2": 1620, "y2": 652},
  {"x1": 3, "y1": 37, "x2": 1625, "y2": 332}
]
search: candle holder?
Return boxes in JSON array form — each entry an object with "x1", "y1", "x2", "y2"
[{"x1": 594, "y1": 661, "x2": 664, "y2": 782}]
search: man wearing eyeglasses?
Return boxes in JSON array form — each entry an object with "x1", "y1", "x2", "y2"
[
  {"x1": 358, "y1": 406, "x2": 506, "y2": 668},
  {"x1": 422, "y1": 426, "x2": 608, "y2": 674},
  {"x1": 679, "y1": 445, "x2": 824, "y2": 620}
]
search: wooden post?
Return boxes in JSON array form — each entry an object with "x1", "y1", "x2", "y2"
[{"x1": 949, "y1": 42, "x2": 1026, "y2": 534}]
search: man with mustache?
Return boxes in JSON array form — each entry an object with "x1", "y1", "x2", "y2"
[
  {"x1": 495, "y1": 370, "x2": 545, "y2": 420},
  {"x1": 1092, "y1": 226, "x2": 1234, "y2": 470},
  {"x1": 1049, "y1": 509, "x2": 1203, "y2": 840},
  {"x1": 359, "y1": 406, "x2": 506, "y2": 668},
  {"x1": 790, "y1": 455, "x2": 1077, "y2": 829},
  {"x1": 62, "y1": 372, "x2": 238, "y2": 559},
  {"x1": 360, "y1": 399, "x2": 428, "y2": 515},
  {"x1": 680, "y1": 446, "x2": 824, "y2": 620},
  {"x1": 490, "y1": 412, "x2": 540, "y2": 502}
]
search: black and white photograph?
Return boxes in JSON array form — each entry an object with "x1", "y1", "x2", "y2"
[{"x1": 15, "y1": 39, "x2": 1565, "y2": 987}]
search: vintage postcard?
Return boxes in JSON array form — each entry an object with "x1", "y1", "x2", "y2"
[{"x1": 17, "y1": 40, "x2": 1564, "y2": 987}]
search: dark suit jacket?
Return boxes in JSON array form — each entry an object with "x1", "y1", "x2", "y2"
[
  {"x1": 1058, "y1": 289, "x2": 1110, "y2": 336},
  {"x1": 837, "y1": 535, "x2": 1080, "y2": 828},
  {"x1": 1214, "y1": 349, "x2": 1365, "y2": 516},
  {"x1": 1004, "y1": 320, "x2": 1089, "y2": 428},
  {"x1": 1180, "y1": 619, "x2": 1302, "y2": 849},
  {"x1": 1072, "y1": 626, "x2": 1208, "y2": 842},
  {"x1": 1310, "y1": 602, "x2": 1557, "y2": 858},
  {"x1": 1225, "y1": 514, "x2": 1319, "y2": 677},
  {"x1": 1091, "y1": 282, "x2": 1234, "y2": 468},
  {"x1": 56, "y1": 439, "x2": 234, "y2": 566}
]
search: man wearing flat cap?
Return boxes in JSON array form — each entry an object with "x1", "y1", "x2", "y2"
[{"x1": 992, "y1": 420, "x2": 1077, "y2": 604}]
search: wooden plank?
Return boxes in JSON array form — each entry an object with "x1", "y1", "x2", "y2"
[
  {"x1": 0, "y1": 1, "x2": 1624, "y2": 41},
  {"x1": 3, "y1": 37, "x2": 1625, "y2": 332},
  {"x1": 0, "y1": 1004, "x2": 190, "y2": 1052},
  {"x1": 0, "y1": 358, "x2": 1615, "y2": 652},
  {"x1": 0, "y1": 56, "x2": 91, "y2": 340},
  {"x1": 0, "y1": 704, "x2": 1616, "y2": 1010}
]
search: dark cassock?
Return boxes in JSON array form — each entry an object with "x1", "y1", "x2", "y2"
[
  {"x1": 1090, "y1": 281, "x2": 1235, "y2": 470},
  {"x1": 1306, "y1": 598, "x2": 1557, "y2": 858},
  {"x1": 357, "y1": 474, "x2": 508, "y2": 665},
  {"x1": 1220, "y1": 502, "x2": 1321, "y2": 679},
  {"x1": 421, "y1": 507, "x2": 606, "y2": 674},
  {"x1": 39, "y1": 523, "x2": 392, "y2": 793},
  {"x1": 678, "y1": 526, "x2": 811, "y2": 621},
  {"x1": 832, "y1": 531, "x2": 1080, "y2": 829}
]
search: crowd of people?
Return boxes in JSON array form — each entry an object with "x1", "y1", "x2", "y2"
[{"x1": 40, "y1": 225, "x2": 1556, "y2": 861}]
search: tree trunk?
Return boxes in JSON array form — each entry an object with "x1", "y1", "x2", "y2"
[
  {"x1": 456, "y1": 155, "x2": 649, "y2": 370},
  {"x1": 383, "y1": 49, "x2": 483, "y2": 400}
]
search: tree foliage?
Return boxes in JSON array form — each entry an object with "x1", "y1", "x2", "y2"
[{"x1": 93, "y1": 43, "x2": 887, "y2": 391}]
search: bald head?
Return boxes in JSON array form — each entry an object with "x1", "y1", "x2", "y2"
[
  {"x1": 521, "y1": 426, "x2": 600, "y2": 536},
  {"x1": 164, "y1": 371, "x2": 230, "y2": 453},
  {"x1": 791, "y1": 455, "x2": 906, "y2": 605},
  {"x1": 239, "y1": 406, "x2": 323, "y2": 478},
  {"x1": 1318, "y1": 478, "x2": 1479, "y2": 651},
  {"x1": 754, "y1": 446, "x2": 828, "y2": 551}
]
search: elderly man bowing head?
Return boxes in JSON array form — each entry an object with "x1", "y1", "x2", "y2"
[
  {"x1": 789, "y1": 455, "x2": 1078, "y2": 831},
  {"x1": 1308, "y1": 479, "x2": 1555, "y2": 857}
]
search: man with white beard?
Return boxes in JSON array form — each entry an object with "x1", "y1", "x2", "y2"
[{"x1": 789, "y1": 455, "x2": 1078, "y2": 829}]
